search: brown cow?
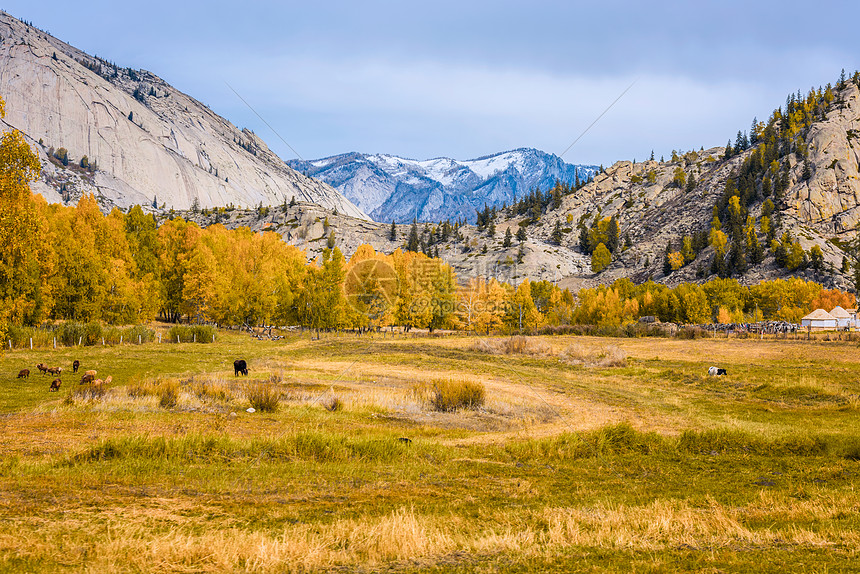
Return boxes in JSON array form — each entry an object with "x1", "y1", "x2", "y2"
[
  {"x1": 36, "y1": 363, "x2": 48, "y2": 375},
  {"x1": 47, "y1": 366, "x2": 62, "y2": 376},
  {"x1": 49, "y1": 379, "x2": 61, "y2": 392},
  {"x1": 17, "y1": 369, "x2": 29, "y2": 379},
  {"x1": 80, "y1": 373, "x2": 95, "y2": 384},
  {"x1": 84, "y1": 370, "x2": 97, "y2": 377},
  {"x1": 72, "y1": 360, "x2": 80, "y2": 374},
  {"x1": 104, "y1": 375, "x2": 113, "y2": 385}
]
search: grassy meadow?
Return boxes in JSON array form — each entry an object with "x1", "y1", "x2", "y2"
[{"x1": 0, "y1": 330, "x2": 859, "y2": 572}]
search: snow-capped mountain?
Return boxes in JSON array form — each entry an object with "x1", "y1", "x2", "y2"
[{"x1": 288, "y1": 149, "x2": 598, "y2": 223}]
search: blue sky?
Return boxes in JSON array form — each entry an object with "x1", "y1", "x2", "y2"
[{"x1": 5, "y1": 1, "x2": 858, "y2": 165}]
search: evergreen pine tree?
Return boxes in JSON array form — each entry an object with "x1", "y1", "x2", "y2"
[
  {"x1": 578, "y1": 225, "x2": 590, "y2": 253},
  {"x1": 607, "y1": 215, "x2": 620, "y2": 253},
  {"x1": 503, "y1": 227, "x2": 512, "y2": 248},
  {"x1": 551, "y1": 220, "x2": 563, "y2": 245},
  {"x1": 516, "y1": 226, "x2": 527, "y2": 243},
  {"x1": 389, "y1": 221, "x2": 397, "y2": 241},
  {"x1": 407, "y1": 221, "x2": 419, "y2": 252}
]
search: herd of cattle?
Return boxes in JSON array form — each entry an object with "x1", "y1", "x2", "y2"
[
  {"x1": 16, "y1": 359, "x2": 111, "y2": 392},
  {"x1": 14, "y1": 358, "x2": 249, "y2": 394}
]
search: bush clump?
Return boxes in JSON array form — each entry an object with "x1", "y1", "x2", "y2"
[
  {"x1": 429, "y1": 378, "x2": 485, "y2": 412},
  {"x1": 470, "y1": 336, "x2": 551, "y2": 356},
  {"x1": 322, "y1": 396, "x2": 343, "y2": 412},
  {"x1": 561, "y1": 344, "x2": 627, "y2": 367},
  {"x1": 167, "y1": 324, "x2": 216, "y2": 343},
  {"x1": 159, "y1": 381, "x2": 179, "y2": 409},
  {"x1": 247, "y1": 383, "x2": 280, "y2": 413}
]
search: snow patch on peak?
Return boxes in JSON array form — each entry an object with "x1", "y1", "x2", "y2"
[{"x1": 287, "y1": 148, "x2": 598, "y2": 223}]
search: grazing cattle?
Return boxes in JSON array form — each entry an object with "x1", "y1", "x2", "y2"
[
  {"x1": 17, "y1": 369, "x2": 29, "y2": 379},
  {"x1": 49, "y1": 379, "x2": 61, "y2": 392},
  {"x1": 708, "y1": 366, "x2": 728, "y2": 376},
  {"x1": 80, "y1": 373, "x2": 95, "y2": 384},
  {"x1": 233, "y1": 359, "x2": 248, "y2": 376},
  {"x1": 47, "y1": 366, "x2": 62, "y2": 376},
  {"x1": 104, "y1": 376, "x2": 112, "y2": 385},
  {"x1": 37, "y1": 363, "x2": 48, "y2": 375},
  {"x1": 84, "y1": 370, "x2": 96, "y2": 377},
  {"x1": 72, "y1": 360, "x2": 80, "y2": 373}
]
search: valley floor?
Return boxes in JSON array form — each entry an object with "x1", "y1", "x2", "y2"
[{"x1": 1, "y1": 332, "x2": 859, "y2": 572}]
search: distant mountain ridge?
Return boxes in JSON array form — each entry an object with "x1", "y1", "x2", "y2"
[
  {"x1": 0, "y1": 11, "x2": 368, "y2": 219},
  {"x1": 288, "y1": 148, "x2": 598, "y2": 223}
]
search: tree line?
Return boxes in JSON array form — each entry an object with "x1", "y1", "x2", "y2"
[{"x1": 0, "y1": 95, "x2": 854, "y2": 339}]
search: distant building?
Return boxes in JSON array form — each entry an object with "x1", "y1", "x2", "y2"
[
  {"x1": 801, "y1": 309, "x2": 837, "y2": 330},
  {"x1": 829, "y1": 306, "x2": 853, "y2": 329}
]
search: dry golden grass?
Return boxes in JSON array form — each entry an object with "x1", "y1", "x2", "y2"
[
  {"x1": 560, "y1": 343, "x2": 627, "y2": 367},
  {"x1": 470, "y1": 336, "x2": 553, "y2": 356},
  {"x1": 2, "y1": 494, "x2": 858, "y2": 572}
]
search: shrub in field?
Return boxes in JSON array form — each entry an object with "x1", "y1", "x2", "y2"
[
  {"x1": 159, "y1": 381, "x2": 179, "y2": 409},
  {"x1": 429, "y1": 378, "x2": 485, "y2": 412},
  {"x1": 6, "y1": 325, "x2": 53, "y2": 348},
  {"x1": 57, "y1": 322, "x2": 88, "y2": 346},
  {"x1": 167, "y1": 324, "x2": 216, "y2": 343},
  {"x1": 192, "y1": 377, "x2": 234, "y2": 402},
  {"x1": 561, "y1": 344, "x2": 627, "y2": 367},
  {"x1": 72, "y1": 383, "x2": 107, "y2": 402},
  {"x1": 247, "y1": 382, "x2": 280, "y2": 412},
  {"x1": 470, "y1": 336, "x2": 551, "y2": 356},
  {"x1": 322, "y1": 396, "x2": 343, "y2": 412}
]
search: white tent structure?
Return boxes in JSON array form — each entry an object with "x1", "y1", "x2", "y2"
[
  {"x1": 801, "y1": 309, "x2": 837, "y2": 330},
  {"x1": 829, "y1": 306, "x2": 853, "y2": 329}
]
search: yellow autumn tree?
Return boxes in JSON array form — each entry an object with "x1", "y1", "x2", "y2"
[
  {"x1": 591, "y1": 242, "x2": 612, "y2": 273},
  {"x1": 0, "y1": 95, "x2": 55, "y2": 333}
]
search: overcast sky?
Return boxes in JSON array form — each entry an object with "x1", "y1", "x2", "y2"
[{"x1": 5, "y1": 1, "x2": 858, "y2": 166}]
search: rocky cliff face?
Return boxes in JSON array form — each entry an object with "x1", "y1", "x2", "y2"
[
  {"x1": 791, "y1": 84, "x2": 860, "y2": 234},
  {"x1": 288, "y1": 149, "x2": 597, "y2": 223},
  {"x1": 0, "y1": 12, "x2": 368, "y2": 219}
]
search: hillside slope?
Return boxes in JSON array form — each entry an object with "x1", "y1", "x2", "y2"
[{"x1": 0, "y1": 11, "x2": 367, "y2": 218}]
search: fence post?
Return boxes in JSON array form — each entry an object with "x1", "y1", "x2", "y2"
[
  {"x1": 53, "y1": 337, "x2": 56, "y2": 349},
  {"x1": 193, "y1": 333, "x2": 196, "y2": 343},
  {"x1": 30, "y1": 338, "x2": 32, "y2": 350},
  {"x1": 158, "y1": 334, "x2": 161, "y2": 344},
  {"x1": 8, "y1": 340, "x2": 11, "y2": 350},
  {"x1": 102, "y1": 337, "x2": 105, "y2": 346},
  {"x1": 79, "y1": 336, "x2": 82, "y2": 346},
  {"x1": 120, "y1": 335, "x2": 123, "y2": 345},
  {"x1": 139, "y1": 334, "x2": 142, "y2": 345},
  {"x1": 177, "y1": 335, "x2": 180, "y2": 344},
  {"x1": 212, "y1": 334, "x2": 215, "y2": 343}
]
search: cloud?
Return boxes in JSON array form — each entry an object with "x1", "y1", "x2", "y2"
[{"x1": 214, "y1": 55, "x2": 778, "y2": 164}]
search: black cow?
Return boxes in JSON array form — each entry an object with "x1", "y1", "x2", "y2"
[
  {"x1": 234, "y1": 359, "x2": 248, "y2": 376},
  {"x1": 72, "y1": 360, "x2": 80, "y2": 373}
]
